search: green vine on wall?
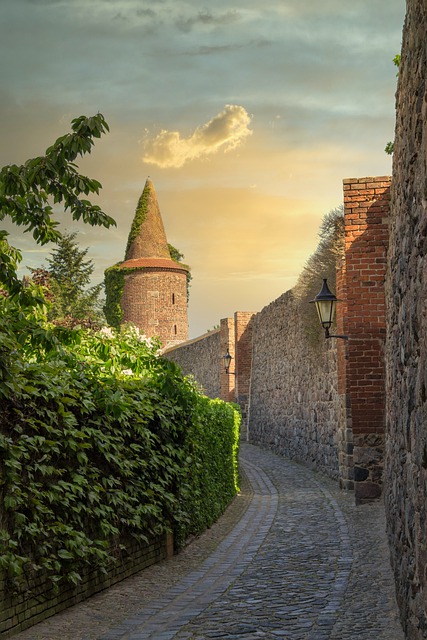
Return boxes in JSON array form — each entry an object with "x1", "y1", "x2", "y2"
[
  {"x1": 104, "y1": 264, "x2": 142, "y2": 330},
  {"x1": 125, "y1": 188, "x2": 149, "y2": 258},
  {"x1": 168, "y1": 243, "x2": 192, "y2": 302}
]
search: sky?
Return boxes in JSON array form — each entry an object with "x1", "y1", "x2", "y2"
[{"x1": 1, "y1": 0, "x2": 405, "y2": 338}]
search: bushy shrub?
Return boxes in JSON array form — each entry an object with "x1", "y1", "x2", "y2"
[
  {"x1": 0, "y1": 297, "x2": 240, "y2": 591},
  {"x1": 175, "y1": 397, "x2": 240, "y2": 548}
]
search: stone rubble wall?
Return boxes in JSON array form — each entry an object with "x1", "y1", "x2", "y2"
[
  {"x1": 163, "y1": 329, "x2": 221, "y2": 399},
  {"x1": 247, "y1": 290, "x2": 340, "y2": 479},
  {"x1": 165, "y1": 303, "x2": 340, "y2": 474},
  {"x1": 384, "y1": 0, "x2": 427, "y2": 636}
]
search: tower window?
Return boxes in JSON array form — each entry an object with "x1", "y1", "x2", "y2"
[
  {"x1": 174, "y1": 324, "x2": 177, "y2": 335},
  {"x1": 172, "y1": 293, "x2": 175, "y2": 305}
]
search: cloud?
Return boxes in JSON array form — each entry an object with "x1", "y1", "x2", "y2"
[
  {"x1": 143, "y1": 105, "x2": 253, "y2": 168},
  {"x1": 176, "y1": 9, "x2": 240, "y2": 33}
]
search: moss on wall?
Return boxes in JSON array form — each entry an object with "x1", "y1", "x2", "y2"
[{"x1": 125, "y1": 189, "x2": 149, "y2": 258}]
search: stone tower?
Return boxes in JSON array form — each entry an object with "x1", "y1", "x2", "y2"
[{"x1": 106, "y1": 178, "x2": 189, "y2": 347}]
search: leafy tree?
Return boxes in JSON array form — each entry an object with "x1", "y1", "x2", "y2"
[
  {"x1": 0, "y1": 113, "x2": 115, "y2": 297},
  {"x1": 29, "y1": 233, "x2": 104, "y2": 327},
  {"x1": 41, "y1": 231, "x2": 104, "y2": 326},
  {"x1": 294, "y1": 205, "x2": 344, "y2": 344}
]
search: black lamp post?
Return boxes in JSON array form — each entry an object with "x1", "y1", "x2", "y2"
[{"x1": 310, "y1": 279, "x2": 348, "y2": 340}]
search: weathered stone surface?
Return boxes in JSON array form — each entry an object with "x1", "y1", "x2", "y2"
[
  {"x1": 384, "y1": 0, "x2": 427, "y2": 636},
  {"x1": 248, "y1": 290, "x2": 340, "y2": 480},
  {"x1": 163, "y1": 329, "x2": 221, "y2": 399}
]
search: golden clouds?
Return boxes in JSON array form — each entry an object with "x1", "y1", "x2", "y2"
[{"x1": 143, "y1": 105, "x2": 252, "y2": 168}]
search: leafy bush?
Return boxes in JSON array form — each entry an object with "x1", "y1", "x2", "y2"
[
  {"x1": 0, "y1": 113, "x2": 240, "y2": 594},
  {"x1": 0, "y1": 298, "x2": 240, "y2": 591},
  {"x1": 175, "y1": 397, "x2": 240, "y2": 548}
]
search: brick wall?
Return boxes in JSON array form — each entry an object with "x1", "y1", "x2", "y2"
[
  {"x1": 121, "y1": 268, "x2": 188, "y2": 347},
  {"x1": 220, "y1": 317, "x2": 235, "y2": 404},
  {"x1": 384, "y1": 0, "x2": 427, "y2": 635},
  {"x1": 340, "y1": 176, "x2": 390, "y2": 504},
  {"x1": 0, "y1": 534, "x2": 172, "y2": 638}
]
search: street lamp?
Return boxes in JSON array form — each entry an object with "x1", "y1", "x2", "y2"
[
  {"x1": 223, "y1": 349, "x2": 235, "y2": 374},
  {"x1": 310, "y1": 279, "x2": 348, "y2": 340}
]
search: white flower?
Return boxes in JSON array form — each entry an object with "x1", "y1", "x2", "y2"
[
  {"x1": 122, "y1": 369, "x2": 133, "y2": 376},
  {"x1": 99, "y1": 326, "x2": 114, "y2": 338}
]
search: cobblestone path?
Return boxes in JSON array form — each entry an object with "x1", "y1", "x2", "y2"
[{"x1": 13, "y1": 443, "x2": 405, "y2": 640}]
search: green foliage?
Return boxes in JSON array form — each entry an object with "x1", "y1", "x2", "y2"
[
  {"x1": 393, "y1": 53, "x2": 401, "y2": 72},
  {"x1": 0, "y1": 113, "x2": 239, "y2": 596},
  {"x1": 0, "y1": 114, "x2": 115, "y2": 298},
  {"x1": 168, "y1": 243, "x2": 192, "y2": 302},
  {"x1": 125, "y1": 188, "x2": 149, "y2": 258},
  {"x1": 385, "y1": 141, "x2": 394, "y2": 155},
  {"x1": 294, "y1": 205, "x2": 344, "y2": 346},
  {"x1": 33, "y1": 231, "x2": 104, "y2": 326},
  {"x1": 103, "y1": 264, "x2": 137, "y2": 330},
  {"x1": 385, "y1": 54, "x2": 401, "y2": 155},
  {"x1": 0, "y1": 304, "x2": 240, "y2": 590},
  {"x1": 168, "y1": 244, "x2": 184, "y2": 262},
  {"x1": 175, "y1": 398, "x2": 240, "y2": 548}
]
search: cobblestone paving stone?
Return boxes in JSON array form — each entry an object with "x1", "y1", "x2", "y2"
[{"x1": 13, "y1": 443, "x2": 405, "y2": 640}]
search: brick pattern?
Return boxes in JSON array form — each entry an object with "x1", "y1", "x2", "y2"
[
  {"x1": 220, "y1": 317, "x2": 236, "y2": 404},
  {"x1": 340, "y1": 176, "x2": 390, "y2": 504},
  {"x1": 0, "y1": 534, "x2": 171, "y2": 638},
  {"x1": 121, "y1": 269, "x2": 188, "y2": 347},
  {"x1": 164, "y1": 319, "x2": 235, "y2": 404}
]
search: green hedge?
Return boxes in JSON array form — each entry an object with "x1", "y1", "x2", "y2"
[
  {"x1": 0, "y1": 302, "x2": 240, "y2": 592},
  {"x1": 175, "y1": 397, "x2": 240, "y2": 548}
]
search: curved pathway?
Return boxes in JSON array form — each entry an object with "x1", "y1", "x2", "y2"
[{"x1": 13, "y1": 443, "x2": 404, "y2": 640}]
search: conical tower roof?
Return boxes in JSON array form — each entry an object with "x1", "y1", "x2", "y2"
[
  {"x1": 120, "y1": 178, "x2": 188, "y2": 272},
  {"x1": 125, "y1": 178, "x2": 171, "y2": 261}
]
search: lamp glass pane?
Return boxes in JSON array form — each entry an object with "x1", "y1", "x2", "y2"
[{"x1": 315, "y1": 299, "x2": 335, "y2": 327}]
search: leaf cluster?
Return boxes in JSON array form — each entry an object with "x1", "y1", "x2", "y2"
[
  {"x1": 0, "y1": 114, "x2": 115, "y2": 296},
  {"x1": 0, "y1": 299, "x2": 240, "y2": 592},
  {"x1": 294, "y1": 205, "x2": 344, "y2": 346}
]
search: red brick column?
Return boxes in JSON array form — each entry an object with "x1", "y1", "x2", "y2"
[
  {"x1": 340, "y1": 176, "x2": 390, "y2": 504},
  {"x1": 234, "y1": 312, "x2": 256, "y2": 439},
  {"x1": 220, "y1": 317, "x2": 235, "y2": 403}
]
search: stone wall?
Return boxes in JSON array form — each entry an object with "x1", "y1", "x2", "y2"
[
  {"x1": 248, "y1": 290, "x2": 340, "y2": 479},
  {"x1": 163, "y1": 329, "x2": 221, "y2": 399},
  {"x1": 384, "y1": 0, "x2": 427, "y2": 636}
]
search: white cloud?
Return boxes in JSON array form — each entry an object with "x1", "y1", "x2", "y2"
[{"x1": 142, "y1": 105, "x2": 252, "y2": 168}]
